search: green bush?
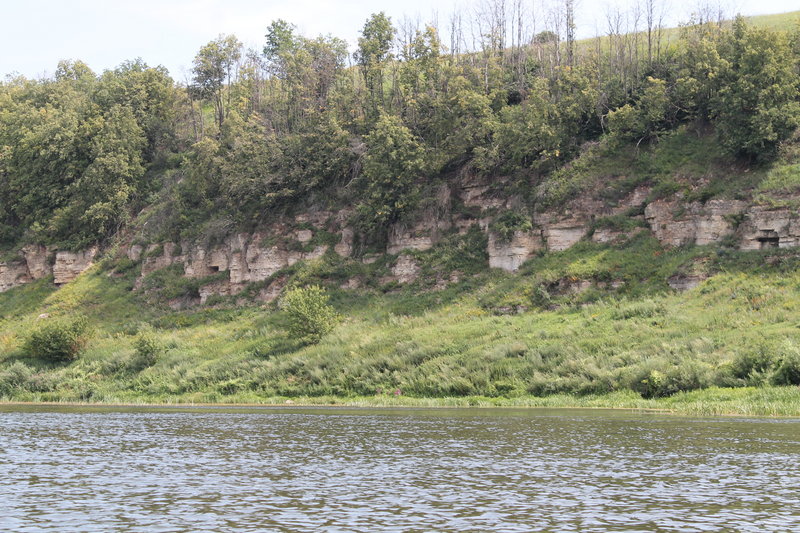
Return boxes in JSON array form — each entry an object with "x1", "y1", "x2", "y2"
[
  {"x1": 731, "y1": 348, "x2": 775, "y2": 383},
  {"x1": 490, "y1": 211, "x2": 533, "y2": 242},
  {"x1": 280, "y1": 285, "x2": 339, "y2": 345},
  {"x1": 132, "y1": 327, "x2": 162, "y2": 370},
  {"x1": 771, "y1": 343, "x2": 800, "y2": 386},
  {"x1": 631, "y1": 360, "x2": 712, "y2": 398},
  {"x1": 0, "y1": 362, "x2": 33, "y2": 396},
  {"x1": 529, "y1": 284, "x2": 552, "y2": 309},
  {"x1": 23, "y1": 316, "x2": 90, "y2": 363}
]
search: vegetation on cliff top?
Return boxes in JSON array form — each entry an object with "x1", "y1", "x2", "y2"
[{"x1": 1, "y1": 8, "x2": 799, "y2": 249}]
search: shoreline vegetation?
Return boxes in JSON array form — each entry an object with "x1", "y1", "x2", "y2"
[{"x1": 3, "y1": 386, "x2": 800, "y2": 417}]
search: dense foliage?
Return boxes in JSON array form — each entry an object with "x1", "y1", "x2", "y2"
[
  {"x1": 22, "y1": 315, "x2": 90, "y2": 362},
  {"x1": 0, "y1": 60, "x2": 176, "y2": 248},
  {"x1": 280, "y1": 285, "x2": 338, "y2": 345},
  {"x1": 0, "y1": 9, "x2": 798, "y2": 250},
  {"x1": 0, "y1": 8, "x2": 800, "y2": 247}
]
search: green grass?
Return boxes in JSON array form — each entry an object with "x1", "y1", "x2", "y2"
[
  {"x1": 537, "y1": 127, "x2": 759, "y2": 210},
  {"x1": 575, "y1": 10, "x2": 800, "y2": 59},
  {"x1": 754, "y1": 135, "x2": 800, "y2": 207},
  {"x1": 748, "y1": 10, "x2": 800, "y2": 31},
  {"x1": 3, "y1": 387, "x2": 799, "y2": 417}
]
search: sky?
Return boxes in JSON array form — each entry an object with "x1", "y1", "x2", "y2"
[{"x1": 2, "y1": 0, "x2": 798, "y2": 80}]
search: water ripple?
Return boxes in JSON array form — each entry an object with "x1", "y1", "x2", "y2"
[{"x1": 1, "y1": 407, "x2": 798, "y2": 531}]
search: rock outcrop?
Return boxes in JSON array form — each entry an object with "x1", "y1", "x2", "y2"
[
  {"x1": 541, "y1": 219, "x2": 589, "y2": 251},
  {"x1": 0, "y1": 261, "x2": 30, "y2": 293},
  {"x1": 644, "y1": 199, "x2": 747, "y2": 247},
  {"x1": 532, "y1": 186, "x2": 651, "y2": 253},
  {"x1": 643, "y1": 198, "x2": 800, "y2": 251},
  {"x1": 7, "y1": 175, "x2": 800, "y2": 298},
  {"x1": 53, "y1": 248, "x2": 98, "y2": 285},
  {"x1": 387, "y1": 185, "x2": 453, "y2": 254},
  {"x1": 334, "y1": 228, "x2": 355, "y2": 258},
  {"x1": 738, "y1": 206, "x2": 800, "y2": 250},
  {"x1": 488, "y1": 230, "x2": 544, "y2": 272},
  {"x1": 0, "y1": 245, "x2": 53, "y2": 292},
  {"x1": 21, "y1": 245, "x2": 51, "y2": 280},
  {"x1": 667, "y1": 274, "x2": 708, "y2": 291},
  {"x1": 391, "y1": 254, "x2": 421, "y2": 284},
  {"x1": 129, "y1": 232, "x2": 333, "y2": 300},
  {"x1": 387, "y1": 221, "x2": 438, "y2": 255}
]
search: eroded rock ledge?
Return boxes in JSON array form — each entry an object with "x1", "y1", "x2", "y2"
[
  {"x1": 1, "y1": 246, "x2": 100, "y2": 291},
  {"x1": 4, "y1": 181, "x2": 800, "y2": 296}
]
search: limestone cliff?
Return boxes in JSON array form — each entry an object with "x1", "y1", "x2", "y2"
[{"x1": 4, "y1": 176, "x2": 800, "y2": 299}]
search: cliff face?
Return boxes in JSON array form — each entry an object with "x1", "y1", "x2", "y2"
[
  {"x1": 0, "y1": 246, "x2": 101, "y2": 292},
  {"x1": 3, "y1": 174, "x2": 800, "y2": 298}
]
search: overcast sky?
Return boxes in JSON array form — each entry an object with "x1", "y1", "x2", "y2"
[{"x1": 2, "y1": 0, "x2": 798, "y2": 80}]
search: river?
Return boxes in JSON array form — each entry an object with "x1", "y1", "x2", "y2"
[{"x1": 1, "y1": 405, "x2": 798, "y2": 531}]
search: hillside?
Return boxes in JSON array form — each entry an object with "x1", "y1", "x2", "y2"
[{"x1": 2, "y1": 10, "x2": 800, "y2": 412}]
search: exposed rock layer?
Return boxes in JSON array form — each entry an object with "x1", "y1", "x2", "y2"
[
  {"x1": 53, "y1": 248, "x2": 98, "y2": 285},
  {"x1": 4, "y1": 181, "x2": 800, "y2": 296}
]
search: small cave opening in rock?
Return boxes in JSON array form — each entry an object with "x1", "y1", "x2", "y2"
[
  {"x1": 210, "y1": 266, "x2": 220, "y2": 273},
  {"x1": 756, "y1": 230, "x2": 780, "y2": 249}
]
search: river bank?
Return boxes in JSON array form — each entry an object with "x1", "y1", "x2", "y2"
[{"x1": 3, "y1": 386, "x2": 800, "y2": 417}]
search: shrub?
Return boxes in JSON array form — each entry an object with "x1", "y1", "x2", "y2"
[
  {"x1": 280, "y1": 285, "x2": 339, "y2": 345},
  {"x1": 23, "y1": 316, "x2": 90, "y2": 362},
  {"x1": 132, "y1": 327, "x2": 162, "y2": 370},
  {"x1": 490, "y1": 210, "x2": 533, "y2": 242},
  {"x1": 529, "y1": 284, "x2": 552, "y2": 309},
  {"x1": 631, "y1": 360, "x2": 712, "y2": 398},
  {"x1": 771, "y1": 342, "x2": 800, "y2": 386},
  {"x1": 731, "y1": 348, "x2": 774, "y2": 384},
  {"x1": 0, "y1": 362, "x2": 33, "y2": 396}
]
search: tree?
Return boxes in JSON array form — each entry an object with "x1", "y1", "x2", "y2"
[
  {"x1": 47, "y1": 105, "x2": 146, "y2": 246},
  {"x1": 95, "y1": 59, "x2": 177, "y2": 162},
  {"x1": 356, "y1": 113, "x2": 426, "y2": 232},
  {"x1": 262, "y1": 21, "x2": 348, "y2": 130},
  {"x1": 674, "y1": 26, "x2": 724, "y2": 123},
  {"x1": 277, "y1": 112, "x2": 355, "y2": 193},
  {"x1": 0, "y1": 68, "x2": 152, "y2": 248},
  {"x1": 217, "y1": 111, "x2": 282, "y2": 216},
  {"x1": 711, "y1": 17, "x2": 800, "y2": 160},
  {"x1": 281, "y1": 285, "x2": 338, "y2": 345},
  {"x1": 54, "y1": 59, "x2": 96, "y2": 90},
  {"x1": 264, "y1": 19, "x2": 300, "y2": 72},
  {"x1": 564, "y1": 0, "x2": 576, "y2": 66},
  {"x1": 486, "y1": 78, "x2": 562, "y2": 172},
  {"x1": 191, "y1": 34, "x2": 242, "y2": 131},
  {"x1": 356, "y1": 12, "x2": 396, "y2": 116},
  {"x1": 607, "y1": 77, "x2": 670, "y2": 145}
]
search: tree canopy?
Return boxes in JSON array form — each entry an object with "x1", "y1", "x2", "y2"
[{"x1": 1, "y1": 8, "x2": 799, "y2": 249}]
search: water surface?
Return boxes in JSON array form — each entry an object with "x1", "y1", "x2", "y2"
[{"x1": 1, "y1": 405, "x2": 798, "y2": 531}]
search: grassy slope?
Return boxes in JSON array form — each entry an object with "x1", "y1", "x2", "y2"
[{"x1": 574, "y1": 10, "x2": 800, "y2": 56}]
